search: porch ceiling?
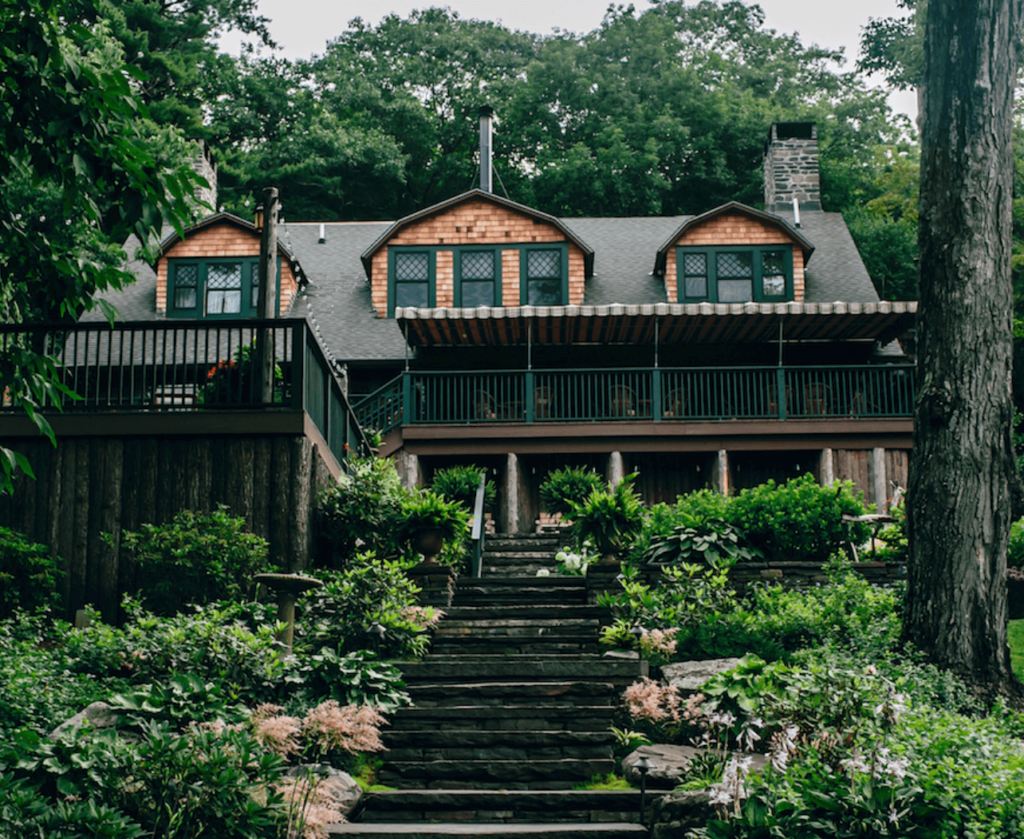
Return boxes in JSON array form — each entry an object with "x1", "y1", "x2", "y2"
[{"x1": 396, "y1": 300, "x2": 917, "y2": 348}]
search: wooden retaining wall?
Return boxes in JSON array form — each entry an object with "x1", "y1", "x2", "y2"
[{"x1": 1, "y1": 432, "x2": 336, "y2": 622}]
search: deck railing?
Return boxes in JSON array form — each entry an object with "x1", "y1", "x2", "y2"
[
  {"x1": 0, "y1": 319, "x2": 372, "y2": 465},
  {"x1": 354, "y1": 365, "x2": 916, "y2": 434}
]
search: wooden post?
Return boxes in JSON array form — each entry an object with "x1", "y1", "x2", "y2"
[{"x1": 257, "y1": 187, "x2": 279, "y2": 405}]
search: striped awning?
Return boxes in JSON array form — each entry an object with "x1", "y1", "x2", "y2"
[{"x1": 396, "y1": 300, "x2": 917, "y2": 348}]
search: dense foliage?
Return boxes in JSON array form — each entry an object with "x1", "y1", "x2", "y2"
[
  {"x1": 0, "y1": 527, "x2": 60, "y2": 619},
  {"x1": 540, "y1": 466, "x2": 605, "y2": 518},
  {"x1": 431, "y1": 464, "x2": 497, "y2": 514},
  {"x1": 120, "y1": 506, "x2": 272, "y2": 615}
]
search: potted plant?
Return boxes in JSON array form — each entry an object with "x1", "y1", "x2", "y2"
[
  {"x1": 570, "y1": 474, "x2": 645, "y2": 560},
  {"x1": 398, "y1": 491, "x2": 471, "y2": 561},
  {"x1": 431, "y1": 465, "x2": 497, "y2": 514}
]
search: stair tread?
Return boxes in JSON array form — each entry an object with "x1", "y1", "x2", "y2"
[{"x1": 329, "y1": 824, "x2": 647, "y2": 836}]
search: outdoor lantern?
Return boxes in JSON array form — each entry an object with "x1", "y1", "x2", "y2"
[
  {"x1": 630, "y1": 623, "x2": 645, "y2": 648},
  {"x1": 633, "y1": 755, "x2": 652, "y2": 825},
  {"x1": 367, "y1": 621, "x2": 386, "y2": 654},
  {"x1": 254, "y1": 204, "x2": 264, "y2": 232}
]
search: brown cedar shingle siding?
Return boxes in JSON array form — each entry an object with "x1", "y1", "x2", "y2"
[
  {"x1": 664, "y1": 213, "x2": 806, "y2": 303},
  {"x1": 370, "y1": 200, "x2": 587, "y2": 315}
]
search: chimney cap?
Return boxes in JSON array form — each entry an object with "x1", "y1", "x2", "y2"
[{"x1": 478, "y1": 105, "x2": 494, "y2": 118}]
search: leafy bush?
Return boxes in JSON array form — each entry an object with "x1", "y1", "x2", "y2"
[
  {"x1": 318, "y1": 455, "x2": 407, "y2": 566},
  {"x1": 728, "y1": 474, "x2": 871, "y2": 562},
  {"x1": 540, "y1": 466, "x2": 604, "y2": 517},
  {"x1": 642, "y1": 519, "x2": 761, "y2": 568},
  {"x1": 571, "y1": 474, "x2": 645, "y2": 555},
  {"x1": 3, "y1": 723, "x2": 286, "y2": 839},
  {"x1": 431, "y1": 464, "x2": 496, "y2": 513},
  {"x1": 298, "y1": 557, "x2": 441, "y2": 660},
  {"x1": 0, "y1": 527, "x2": 60, "y2": 619},
  {"x1": 62, "y1": 600, "x2": 286, "y2": 701},
  {"x1": 120, "y1": 507, "x2": 272, "y2": 615},
  {"x1": 0, "y1": 611, "x2": 124, "y2": 738},
  {"x1": 628, "y1": 491, "x2": 733, "y2": 563},
  {"x1": 1009, "y1": 517, "x2": 1024, "y2": 569}
]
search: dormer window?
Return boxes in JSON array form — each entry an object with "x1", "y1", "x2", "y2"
[
  {"x1": 523, "y1": 246, "x2": 565, "y2": 305},
  {"x1": 394, "y1": 251, "x2": 432, "y2": 309},
  {"x1": 678, "y1": 246, "x2": 792, "y2": 303},
  {"x1": 456, "y1": 250, "x2": 499, "y2": 307},
  {"x1": 167, "y1": 257, "x2": 276, "y2": 318}
]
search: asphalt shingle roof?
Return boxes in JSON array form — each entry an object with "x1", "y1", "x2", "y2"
[{"x1": 91, "y1": 208, "x2": 882, "y2": 365}]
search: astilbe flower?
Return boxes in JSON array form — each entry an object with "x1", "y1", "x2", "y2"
[
  {"x1": 623, "y1": 677, "x2": 682, "y2": 724},
  {"x1": 302, "y1": 701, "x2": 386, "y2": 760},
  {"x1": 401, "y1": 605, "x2": 444, "y2": 628},
  {"x1": 640, "y1": 628, "x2": 679, "y2": 660},
  {"x1": 251, "y1": 703, "x2": 302, "y2": 756},
  {"x1": 275, "y1": 776, "x2": 348, "y2": 839}
]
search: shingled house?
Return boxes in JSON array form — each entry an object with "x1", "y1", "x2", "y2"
[{"x1": 1, "y1": 121, "x2": 915, "y2": 596}]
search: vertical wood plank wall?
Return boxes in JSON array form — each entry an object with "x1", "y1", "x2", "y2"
[{"x1": 0, "y1": 435, "x2": 335, "y2": 622}]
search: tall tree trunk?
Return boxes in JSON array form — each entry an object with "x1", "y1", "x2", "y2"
[{"x1": 906, "y1": 0, "x2": 1024, "y2": 696}]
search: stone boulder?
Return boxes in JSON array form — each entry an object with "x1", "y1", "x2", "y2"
[
  {"x1": 649, "y1": 789, "x2": 716, "y2": 839},
  {"x1": 287, "y1": 766, "x2": 363, "y2": 816},
  {"x1": 48, "y1": 701, "x2": 120, "y2": 740},
  {"x1": 661, "y1": 658, "x2": 742, "y2": 692},
  {"x1": 622, "y1": 744, "x2": 768, "y2": 789}
]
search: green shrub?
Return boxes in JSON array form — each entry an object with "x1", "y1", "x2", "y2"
[
  {"x1": 62, "y1": 600, "x2": 286, "y2": 701},
  {"x1": 1009, "y1": 518, "x2": 1024, "y2": 569},
  {"x1": 431, "y1": 465, "x2": 496, "y2": 513},
  {"x1": 318, "y1": 455, "x2": 408, "y2": 566},
  {"x1": 571, "y1": 474, "x2": 645, "y2": 555},
  {"x1": 642, "y1": 519, "x2": 761, "y2": 568},
  {"x1": 0, "y1": 527, "x2": 60, "y2": 619},
  {"x1": 298, "y1": 557, "x2": 440, "y2": 660},
  {"x1": 120, "y1": 507, "x2": 271, "y2": 615},
  {"x1": 728, "y1": 474, "x2": 871, "y2": 562},
  {"x1": 627, "y1": 491, "x2": 733, "y2": 563},
  {"x1": 540, "y1": 466, "x2": 604, "y2": 518}
]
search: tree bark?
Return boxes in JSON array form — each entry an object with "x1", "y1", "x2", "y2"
[{"x1": 906, "y1": 0, "x2": 1024, "y2": 696}]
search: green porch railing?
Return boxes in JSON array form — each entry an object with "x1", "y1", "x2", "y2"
[
  {"x1": 354, "y1": 365, "x2": 916, "y2": 432},
  {"x1": 0, "y1": 319, "x2": 373, "y2": 466}
]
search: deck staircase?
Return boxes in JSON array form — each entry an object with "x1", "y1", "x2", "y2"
[{"x1": 329, "y1": 534, "x2": 653, "y2": 838}]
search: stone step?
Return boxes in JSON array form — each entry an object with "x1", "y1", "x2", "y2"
[
  {"x1": 455, "y1": 591, "x2": 587, "y2": 607},
  {"x1": 443, "y1": 605, "x2": 606, "y2": 621},
  {"x1": 329, "y1": 824, "x2": 647, "y2": 838},
  {"x1": 481, "y1": 552, "x2": 565, "y2": 562},
  {"x1": 404, "y1": 680, "x2": 618, "y2": 704},
  {"x1": 429, "y1": 643, "x2": 604, "y2": 657},
  {"x1": 399, "y1": 657, "x2": 646, "y2": 686},
  {"x1": 484, "y1": 537, "x2": 565, "y2": 551},
  {"x1": 386, "y1": 705, "x2": 617, "y2": 732},
  {"x1": 357, "y1": 790, "x2": 657, "y2": 824},
  {"x1": 435, "y1": 621, "x2": 600, "y2": 638},
  {"x1": 378, "y1": 758, "x2": 618, "y2": 788},
  {"x1": 382, "y1": 730, "x2": 614, "y2": 762}
]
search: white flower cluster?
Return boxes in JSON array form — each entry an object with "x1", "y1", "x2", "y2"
[
  {"x1": 709, "y1": 755, "x2": 754, "y2": 814},
  {"x1": 554, "y1": 549, "x2": 589, "y2": 575}
]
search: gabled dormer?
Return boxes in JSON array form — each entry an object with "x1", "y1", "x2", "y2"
[
  {"x1": 155, "y1": 213, "x2": 301, "y2": 318},
  {"x1": 654, "y1": 202, "x2": 814, "y2": 305},
  {"x1": 360, "y1": 190, "x2": 594, "y2": 317}
]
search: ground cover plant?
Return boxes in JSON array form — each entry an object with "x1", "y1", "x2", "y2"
[
  {"x1": 0, "y1": 488, "x2": 432, "y2": 838},
  {"x1": 607, "y1": 483, "x2": 1024, "y2": 838}
]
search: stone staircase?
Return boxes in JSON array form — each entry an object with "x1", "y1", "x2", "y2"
[{"x1": 329, "y1": 534, "x2": 652, "y2": 838}]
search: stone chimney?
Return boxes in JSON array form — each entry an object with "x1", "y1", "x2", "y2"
[
  {"x1": 192, "y1": 140, "x2": 218, "y2": 211},
  {"x1": 763, "y1": 122, "x2": 820, "y2": 213}
]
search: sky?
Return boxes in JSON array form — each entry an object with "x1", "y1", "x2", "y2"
[{"x1": 221, "y1": 0, "x2": 917, "y2": 120}]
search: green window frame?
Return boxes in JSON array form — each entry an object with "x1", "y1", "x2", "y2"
[
  {"x1": 388, "y1": 248, "x2": 435, "y2": 316},
  {"x1": 168, "y1": 258, "x2": 278, "y2": 319},
  {"x1": 519, "y1": 244, "x2": 569, "y2": 306},
  {"x1": 455, "y1": 248, "x2": 502, "y2": 307},
  {"x1": 676, "y1": 246, "x2": 793, "y2": 304}
]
